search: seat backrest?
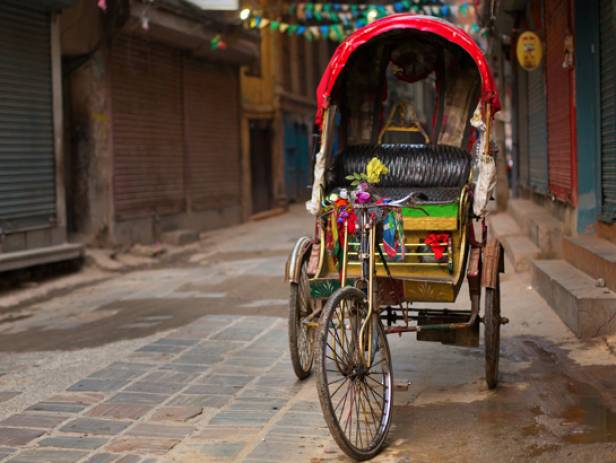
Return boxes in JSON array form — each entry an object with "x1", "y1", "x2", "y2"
[{"x1": 335, "y1": 144, "x2": 472, "y2": 188}]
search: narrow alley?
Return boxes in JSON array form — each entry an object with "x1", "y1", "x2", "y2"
[{"x1": 0, "y1": 207, "x2": 614, "y2": 463}]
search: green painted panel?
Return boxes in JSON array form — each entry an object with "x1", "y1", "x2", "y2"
[
  {"x1": 309, "y1": 278, "x2": 355, "y2": 299},
  {"x1": 401, "y1": 204, "x2": 458, "y2": 218}
]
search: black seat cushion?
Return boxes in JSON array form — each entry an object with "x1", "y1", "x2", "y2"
[
  {"x1": 335, "y1": 144, "x2": 472, "y2": 189},
  {"x1": 370, "y1": 186, "x2": 463, "y2": 204}
]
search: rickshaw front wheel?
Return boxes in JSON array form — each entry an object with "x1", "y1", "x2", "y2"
[
  {"x1": 484, "y1": 273, "x2": 501, "y2": 389},
  {"x1": 316, "y1": 286, "x2": 393, "y2": 461},
  {"x1": 288, "y1": 259, "x2": 315, "y2": 380}
]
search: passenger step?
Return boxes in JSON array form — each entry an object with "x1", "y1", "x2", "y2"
[
  {"x1": 509, "y1": 199, "x2": 563, "y2": 257},
  {"x1": 501, "y1": 235, "x2": 541, "y2": 272},
  {"x1": 488, "y1": 212, "x2": 540, "y2": 272},
  {"x1": 562, "y1": 235, "x2": 616, "y2": 293},
  {"x1": 488, "y1": 212, "x2": 521, "y2": 238},
  {"x1": 531, "y1": 260, "x2": 616, "y2": 338}
]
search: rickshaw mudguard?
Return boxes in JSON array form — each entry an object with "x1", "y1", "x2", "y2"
[
  {"x1": 481, "y1": 240, "x2": 505, "y2": 289},
  {"x1": 285, "y1": 236, "x2": 313, "y2": 284},
  {"x1": 467, "y1": 246, "x2": 482, "y2": 295}
]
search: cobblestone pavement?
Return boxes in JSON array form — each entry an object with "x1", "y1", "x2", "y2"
[
  {"x1": 0, "y1": 206, "x2": 615, "y2": 463},
  {"x1": 0, "y1": 314, "x2": 325, "y2": 463}
]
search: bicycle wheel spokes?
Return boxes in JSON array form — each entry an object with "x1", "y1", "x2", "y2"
[
  {"x1": 327, "y1": 297, "x2": 356, "y2": 374},
  {"x1": 296, "y1": 263, "x2": 314, "y2": 371},
  {"x1": 317, "y1": 286, "x2": 393, "y2": 460}
]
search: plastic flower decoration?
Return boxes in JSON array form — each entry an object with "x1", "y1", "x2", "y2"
[
  {"x1": 355, "y1": 191, "x2": 371, "y2": 204},
  {"x1": 345, "y1": 157, "x2": 389, "y2": 186},
  {"x1": 366, "y1": 157, "x2": 389, "y2": 184}
]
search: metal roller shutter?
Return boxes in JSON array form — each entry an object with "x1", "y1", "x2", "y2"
[
  {"x1": 0, "y1": 2, "x2": 56, "y2": 232},
  {"x1": 516, "y1": 65, "x2": 529, "y2": 189},
  {"x1": 600, "y1": 0, "x2": 616, "y2": 221},
  {"x1": 110, "y1": 35, "x2": 185, "y2": 220},
  {"x1": 183, "y1": 59, "x2": 241, "y2": 211},
  {"x1": 545, "y1": 0, "x2": 576, "y2": 203},
  {"x1": 528, "y1": 64, "x2": 548, "y2": 193}
]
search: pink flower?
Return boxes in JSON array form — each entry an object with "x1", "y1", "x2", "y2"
[
  {"x1": 356, "y1": 191, "x2": 371, "y2": 204},
  {"x1": 358, "y1": 182, "x2": 369, "y2": 191}
]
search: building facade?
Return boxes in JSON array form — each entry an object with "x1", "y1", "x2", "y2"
[
  {"x1": 61, "y1": 0, "x2": 259, "y2": 245},
  {"x1": 481, "y1": 0, "x2": 616, "y2": 337},
  {"x1": 240, "y1": 27, "x2": 332, "y2": 217},
  {"x1": 488, "y1": 0, "x2": 616, "y2": 240}
]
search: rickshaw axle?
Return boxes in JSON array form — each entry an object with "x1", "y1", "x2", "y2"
[{"x1": 383, "y1": 303, "x2": 479, "y2": 334}]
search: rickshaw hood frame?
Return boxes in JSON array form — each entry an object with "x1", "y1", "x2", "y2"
[{"x1": 314, "y1": 14, "x2": 500, "y2": 128}]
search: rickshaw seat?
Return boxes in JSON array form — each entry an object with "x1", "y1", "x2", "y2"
[
  {"x1": 336, "y1": 144, "x2": 472, "y2": 191},
  {"x1": 370, "y1": 186, "x2": 462, "y2": 204}
]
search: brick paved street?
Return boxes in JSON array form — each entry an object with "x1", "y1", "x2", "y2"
[
  {"x1": 0, "y1": 207, "x2": 615, "y2": 463},
  {"x1": 0, "y1": 311, "x2": 329, "y2": 463}
]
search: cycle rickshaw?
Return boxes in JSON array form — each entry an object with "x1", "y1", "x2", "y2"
[{"x1": 285, "y1": 15, "x2": 506, "y2": 460}]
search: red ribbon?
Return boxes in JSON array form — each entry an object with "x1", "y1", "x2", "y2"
[{"x1": 424, "y1": 233, "x2": 449, "y2": 260}]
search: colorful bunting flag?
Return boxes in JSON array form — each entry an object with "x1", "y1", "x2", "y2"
[{"x1": 239, "y1": 1, "x2": 479, "y2": 43}]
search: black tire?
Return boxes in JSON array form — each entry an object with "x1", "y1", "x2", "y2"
[
  {"x1": 316, "y1": 286, "x2": 393, "y2": 461},
  {"x1": 484, "y1": 273, "x2": 501, "y2": 389},
  {"x1": 289, "y1": 259, "x2": 315, "y2": 380}
]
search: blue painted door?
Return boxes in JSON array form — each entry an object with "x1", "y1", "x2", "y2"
[{"x1": 284, "y1": 116, "x2": 309, "y2": 202}]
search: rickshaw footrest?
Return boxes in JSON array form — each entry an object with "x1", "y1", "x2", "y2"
[{"x1": 416, "y1": 313, "x2": 479, "y2": 347}]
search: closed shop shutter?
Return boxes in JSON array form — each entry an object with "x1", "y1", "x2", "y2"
[
  {"x1": 516, "y1": 65, "x2": 530, "y2": 189},
  {"x1": 545, "y1": 0, "x2": 576, "y2": 203},
  {"x1": 527, "y1": 64, "x2": 549, "y2": 193},
  {"x1": 600, "y1": 0, "x2": 616, "y2": 221},
  {"x1": 0, "y1": 2, "x2": 56, "y2": 232},
  {"x1": 183, "y1": 59, "x2": 241, "y2": 211},
  {"x1": 110, "y1": 35, "x2": 185, "y2": 220}
]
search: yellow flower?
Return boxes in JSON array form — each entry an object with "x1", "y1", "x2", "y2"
[{"x1": 365, "y1": 157, "x2": 389, "y2": 184}]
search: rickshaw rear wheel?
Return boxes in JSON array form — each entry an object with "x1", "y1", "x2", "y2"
[
  {"x1": 289, "y1": 259, "x2": 315, "y2": 380},
  {"x1": 316, "y1": 286, "x2": 393, "y2": 461},
  {"x1": 484, "y1": 273, "x2": 501, "y2": 389}
]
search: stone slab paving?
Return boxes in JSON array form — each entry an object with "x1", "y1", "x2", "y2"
[{"x1": 0, "y1": 315, "x2": 330, "y2": 463}]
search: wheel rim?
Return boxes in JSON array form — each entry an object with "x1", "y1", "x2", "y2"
[
  {"x1": 484, "y1": 279, "x2": 501, "y2": 388},
  {"x1": 296, "y1": 262, "x2": 314, "y2": 372},
  {"x1": 321, "y1": 294, "x2": 392, "y2": 452}
]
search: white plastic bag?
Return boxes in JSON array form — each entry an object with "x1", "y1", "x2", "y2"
[
  {"x1": 305, "y1": 108, "x2": 333, "y2": 215},
  {"x1": 470, "y1": 106, "x2": 496, "y2": 217}
]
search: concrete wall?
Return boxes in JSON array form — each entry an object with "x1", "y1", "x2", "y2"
[{"x1": 67, "y1": 47, "x2": 115, "y2": 246}]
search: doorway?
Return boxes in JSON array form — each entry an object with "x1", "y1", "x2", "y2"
[
  {"x1": 284, "y1": 117, "x2": 309, "y2": 202},
  {"x1": 249, "y1": 119, "x2": 274, "y2": 214}
]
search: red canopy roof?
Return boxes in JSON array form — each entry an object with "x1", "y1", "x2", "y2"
[{"x1": 315, "y1": 15, "x2": 500, "y2": 126}]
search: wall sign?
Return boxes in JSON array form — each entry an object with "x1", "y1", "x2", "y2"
[{"x1": 516, "y1": 31, "x2": 543, "y2": 71}]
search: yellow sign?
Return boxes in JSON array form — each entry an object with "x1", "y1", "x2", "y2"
[{"x1": 516, "y1": 31, "x2": 543, "y2": 71}]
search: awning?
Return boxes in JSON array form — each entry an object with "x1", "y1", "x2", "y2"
[{"x1": 125, "y1": 0, "x2": 259, "y2": 65}]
